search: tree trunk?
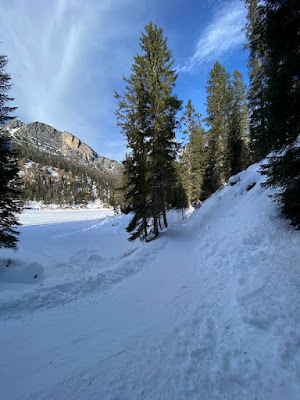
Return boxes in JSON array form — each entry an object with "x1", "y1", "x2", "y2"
[
  {"x1": 159, "y1": 218, "x2": 162, "y2": 231},
  {"x1": 143, "y1": 217, "x2": 147, "y2": 238},
  {"x1": 154, "y1": 217, "x2": 159, "y2": 237},
  {"x1": 163, "y1": 210, "x2": 168, "y2": 228}
]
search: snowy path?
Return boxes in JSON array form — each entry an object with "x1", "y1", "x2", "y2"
[{"x1": 0, "y1": 164, "x2": 300, "y2": 400}]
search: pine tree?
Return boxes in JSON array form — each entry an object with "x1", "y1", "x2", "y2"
[
  {"x1": 121, "y1": 154, "x2": 149, "y2": 240},
  {"x1": 245, "y1": 0, "x2": 268, "y2": 162},
  {"x1": 170, "y1": 161, "x2": 189, "y2": 217},
  {"x1": 116, "y1": 22, "x2": 182, "y2": 240},
  {"x1": 179, "y1": 100, "x2": 193, "y2": 203},
  {"x1": 227, "y1": 70, "x2": 249, "y2": 176},
  {"x1": 180, "y1": 100, "x2": 206, "y2": 203},
  {"x1": 0, "y1": 54, "x2": 21, "y2": 249},
  {"x1": 115, "y1": 66, "x2": 150, "y2": 240},
  {"x1": 190, "y1": 118, "x2": 207, "y2": 202},
  {"x1": 258, "y1": 0, "x2": 300, "y2": 227},
  {"x1": 204, "y1": 61, "x2": 232, "y2": 196}
]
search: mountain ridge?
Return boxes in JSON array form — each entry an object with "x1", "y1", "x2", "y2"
[{"x1": 1, "y1": 119, "x2": 122, "y2": 176}]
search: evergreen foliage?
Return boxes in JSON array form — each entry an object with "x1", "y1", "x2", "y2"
[
  {"x1": 0, "y1": 55, "x2": 21, "y2": 249},
  {"x1": 121, "y1": 153, "x2": 149, "y2": 241},
  {"x1": 180, "y1": 100, "x2": 206, "y2": 203},
  {"x1": 227, "y1": 70, "x2": 249, "y2": 176},
  {"x1": 245, "y1": 0, "x2": 268, "y2": 162},
  {"x1": 116, "y1": 22, "x2": 182, "y2": 240},
  {"x1": 258, "y1": 0, "x2": 300, "y2": 227},
  {"x1": 262, "y1": 148, "x2": 300, "y2": 227},
  {"x1": 203, "y1": 61, "x2": 232, "y2": 196},
  {"x1": 0, "y1": 55, "x2": 17, "y2": 125},
  {"x1": 12, "y1": 143, "x2": 121, "y2": 207},
  {"x1": 170, "y1": 161, "x2": 189, "y2": 216}
]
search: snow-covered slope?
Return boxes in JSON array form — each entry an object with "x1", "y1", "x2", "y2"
[{"x1": 0, "y1": 162, "x2": 299, "y2": 400}]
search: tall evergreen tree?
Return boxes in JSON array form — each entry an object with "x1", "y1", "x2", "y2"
[
  {"x1": 204, "y1": 61, "x2": 232, "y2": 196},
  {"x1": 179, "y1": 100, "x2": 194, "y2": 203},
  {"x1": 190, "y1": 117, "x2": 207, "y2": 202},
  {"x1": 227, "y1": 70, "x2": 249, "y2": 176},
  {"x1": 116, "y1": 22, "x2": 182, "y2": 240},
  {"x1": 170, "y1": 161, "x2": 189, "y2": 217},
  {"x1": 258, "y1": 0, "x2": 300, "y2": 227},
  {"x1": 245, "y1": 0, "x2": 268, "y2": 162},
  {"x1": 121, "y1": 153, "x2": 149, "y2": 240},
  {"x1": 180, "y1": 100, "x2": 206, "y2": 203},
  {"x1": 0, "y1": 54, "x2": 21, "y2": 249}
]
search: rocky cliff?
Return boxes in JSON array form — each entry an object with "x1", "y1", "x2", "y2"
[{"x1": 1, "y1": 119, "x2": 122, "y2": 176}]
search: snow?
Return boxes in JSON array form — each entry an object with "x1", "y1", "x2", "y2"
[
  {"x1": 19, "y1": 208, "x2": 114, "y2": 225},
  {"x1": 7, "y1": 127, "x2": 21, "y2": 137},
  {"x1": 0, "y1": 162, "x2": 300, "y2": 400},
  {"x1": 0, "y1": 261, "x2": 44, "y2": 284},
  {"x1": 47, "y1": 167, "x2": 59, "y2": 176},
  {"x1": 24, "y1": 160, "x2": 36, "y2": 168}
]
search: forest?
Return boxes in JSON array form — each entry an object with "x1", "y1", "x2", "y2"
[
  {"x1": 116, "y1": 0, "x2": 299, "y2": 240},
  {"x1": 0, "y1": 0, "x2": 299, "y2": 247},
  {"x1": 14, "y1": 143, "x2": 122, "y2": 208}
]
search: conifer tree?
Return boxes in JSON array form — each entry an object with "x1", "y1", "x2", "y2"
[
  {"x1": 204, "y1": 61, "x2": 232, "y2": 196},
  {"x1": 116, "y1": 22, "x2": 182, "y2": 240},
  {"x1": 121, "y1": 154, "x2": 149, "y2": 240},
  {"x1": 227, "y1": 70, "x2": 249, "y2": 176},
  {"x1": 258, "y1": 0, "x2": 300, "y2": 227},
  {"x1": 178, "y1": 147, "x2": 190, "y2": 204},
  {"x1": 180, "y1": 100, "x2": 206, "y2": 203},
  {"x1": 179, "y1": 100, "x2": 193, "y2": 203},
  {"x1": 170, "y1": 162, "x2": 189, "y2": 217},
  {"x1": 245, "y1": 0, "x2": 268, "y2": 162},
  {"x1": 0, "y1": 54, "x2": 21, "y2": 249},
  {"x1": 190, "y1": 117, "x2": 207, "y2": 202}
]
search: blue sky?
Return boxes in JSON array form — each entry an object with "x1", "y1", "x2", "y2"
[{"x1": 0, "y1": 0, "x2": 248, "y2": 161}]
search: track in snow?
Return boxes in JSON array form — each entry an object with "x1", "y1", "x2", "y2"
[{"x1": 0, "y1": 164, "x2": 300, "y2": 400}]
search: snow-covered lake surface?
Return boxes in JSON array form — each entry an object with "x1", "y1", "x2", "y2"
[
  {"x1": 0, "y1": 163, "x2": 300, "y2": 400},
  {"x1": 19, "y1": 208, "x2": 114, "y2": 225}
]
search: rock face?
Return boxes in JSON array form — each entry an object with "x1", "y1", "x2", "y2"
[
  {"x1": 61, "y1": 131, "x2": 98, "y2": 162},
  {"x1": 7, "y1": 119, "x2": 25, "y2": 130},
  {"x1": 15, "y1": 122, "x2": 63, "y2": 154},
  {"x1": 2, "y1": 120, "x2": 122, "y2": 176}
]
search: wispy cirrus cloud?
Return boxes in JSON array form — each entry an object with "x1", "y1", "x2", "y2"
[
  {"x1": 0, "y1": 0, "x2": 248, "y2": 160},
  {"x1": 0, "y1": 0, "x2": 142, "y2": 160},
  {"x1": 0, "y1": 0, "x2": 91, "y2": 123},
  {"x1": 178, "y1": 0, "x2": 247, "y2": 72}
]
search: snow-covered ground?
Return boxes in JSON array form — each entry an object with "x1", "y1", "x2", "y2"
[
  {"x1": 0, "y1": 163, "x2": 300, "y2": 400},
  {"x1": 19, "y1": 208, "x2": 114, "y2": 226}
]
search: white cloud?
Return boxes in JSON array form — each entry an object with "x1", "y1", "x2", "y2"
[
  {"x1": 0, "y1": 0, "x2": 142, "y2": 160},
  {"x1": 179, "y1": 0, "x2": 247, "y2": 72},
  {"x1": 1, "y1": 0, "x2": 88, "y2": 121},
  {"x1": 0, "y1": 0, "x2": 248, "y2": 160}
]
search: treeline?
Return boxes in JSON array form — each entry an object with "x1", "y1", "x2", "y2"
[
  {"x1": 13, "y1": 143, "x2": 122, "y2": 207},
  {"x1": 185, "y1": 0, "x2": 299, "y2": 229},
  {"x1": 178, "y1": 65, "x2": 249, "y2": 204},
  {"x1": 1, "y1": 0, "x2": 298, "y2": 250},
  {"x1": 117, "y1": 23, "x2": 250, "y2": 241},
  {"x1": 117, "y1": 0, "x2": 299, "y2": 241},
  {"x1": 245, "y1": 0, "x2": 299, "y2": 227},
  {"x1": 0, "y1": 55, "x2": 21, "y2": 249}
]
